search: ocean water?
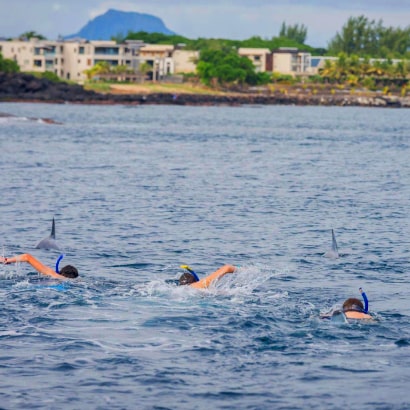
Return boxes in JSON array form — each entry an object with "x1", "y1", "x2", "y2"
[{"x1": 0, "y1": 102, "x2": 409, "y2": 410}]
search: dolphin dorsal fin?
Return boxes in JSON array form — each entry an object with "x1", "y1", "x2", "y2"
[
  {"x1": 331, "y1": 229, "x2": 338, "y2": 253},
  {"x1": 50, "y1": 218, "x2": 56, "y2": 239}
]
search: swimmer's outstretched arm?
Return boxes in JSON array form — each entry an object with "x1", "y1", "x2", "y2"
[
  {"x1": 1, "y1": 253, "x2": 63, "y2": 279},
  {"x1": 190, "y1": 264, "x2": 236, "y2": 289}
]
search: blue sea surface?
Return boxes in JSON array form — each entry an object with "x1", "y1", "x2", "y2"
[{"x1": 0, "y1": 102, "x2": 409, "y2": 409}]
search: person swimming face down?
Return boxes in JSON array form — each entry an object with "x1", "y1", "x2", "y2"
[
  {"x1": 342, "y1": 298, "x2": 365, "y2": 313},
  {"x1": 178, "y1": 265, "x2": 236, "y2": 288},
  {"x1": 58, "y1": 265, "x2": 79, "y2": 278},
  {"x1": 178, "y1": 272, "x2": 197, "y2": 285},
  {"x1": 320, "y1": 288, "x2": 372, "y2": 320},
  {"x1": 341, "y1": 292, "x2": 372, "y2": 320},
  {"x1": 1, "y1": 254, "x2": 78, "y2": 280}
]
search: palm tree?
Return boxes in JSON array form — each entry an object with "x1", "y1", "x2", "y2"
[
  {"x1": 319, "y1": 59, "x2": 338, "y2": 82},
  {"x1": 393, "y1": 61, "x2": 408, "y2": 79},
  {"x1": 138, "y1": 62, "x2": 151, "y2": 83},
  {"x1": 83, "y1": 61, "x2": 111, "y2": 80},
  {"x1": 366, "y1": 61, "x2": 385, "y2": 77},
  {"x1": 348, "y1": 54, "x2": 361, "y2": 76},
  {"x1": 334, "y1": 52, "x2": 350, "y2": 80},
  {"x1": 19, "y1": 31, "x2": 46, "y2": 40}
]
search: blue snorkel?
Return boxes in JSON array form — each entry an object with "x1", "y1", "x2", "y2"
[
  {"x1": 55, "y1": 254, "x2": 64, "y2": 274},
  {"x1": 359, "y1": 288, "x2": 369, "y2": 313},
  {"x1": 180, "y1": 265, "x2": 200, "y2": 282}
]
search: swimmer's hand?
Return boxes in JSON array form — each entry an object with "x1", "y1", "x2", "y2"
[
  {"x1": 1, "y1": 255, "x2": 24, "y2": 264},
  {"x1": 1, "y1": 256, "x2": 9, "y2": 264}
]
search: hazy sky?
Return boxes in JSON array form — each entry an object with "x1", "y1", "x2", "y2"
[{"x1": 0, "y1": 0, "x2": 409, "y2": 47}]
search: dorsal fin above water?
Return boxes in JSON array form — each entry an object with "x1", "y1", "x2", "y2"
[
  {"x1": 331, "y1": 229, "x2": 338, "y2": 253},
  {"x1": 35, "y1": 217, "x2": 62, "y2": 251},
  {"x1": 324, "y1": 229, "x2": 340, "y2": 259},
  {"x1": 50, "y1": 217, "x2": 56, "y2": 239}
]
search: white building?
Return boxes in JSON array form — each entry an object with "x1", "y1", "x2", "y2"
[
  {"x1": 238, "y1": 48, "x2": 272, "y2": 72},
  {"x1": 1, "y1": 38, "x2": 324, "y2": 82},
  {"x1": 0, "y1": 39, "x2": 65, "y2": 75},
  {"x1": 271, "y1": 47, "x2": 311, "y2": 76},
  {"x1": 0, "y1": 37, "x2": 199, "y2": 83}
]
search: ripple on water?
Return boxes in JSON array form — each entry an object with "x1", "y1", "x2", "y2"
[{"x1": 0, "y1": 103, "x2": 409, "y2": 409}]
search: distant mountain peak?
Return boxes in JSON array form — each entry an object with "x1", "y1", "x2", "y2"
[{"x1": 64, "y1": 9, "x2": 175, "y2": 41}]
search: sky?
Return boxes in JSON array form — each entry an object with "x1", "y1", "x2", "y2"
[{"x1": 0, "y1": 0, "x2": 409, "y2": 48}]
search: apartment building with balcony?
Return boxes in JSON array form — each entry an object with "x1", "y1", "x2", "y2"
[
  {"x1": 271, "y1": 47, "x2": 311, "y2": 76},
  {"x1": 0, "y1": 39, "x2": 65, "y2": 75},
  {"x1": 237, "y1": 47, "x2": 313, "y2": 77},
  {"x1": 0, "y1": 38, "x2": 200, "y2": 82},
  {"x1": 0, "y1": 38, "x2": 99, "y2": 81},
  {"x1": 64, "y1": 40, "x2": 136, "y2": 81},
  {"x1": 137, "y1": 44, "x2": 174, "y2": 80},
  {"x1": 1, "y1": 38, "x2": 318, "y2": 82}
]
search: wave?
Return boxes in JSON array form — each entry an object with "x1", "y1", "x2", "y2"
[{"x1": 0, "y1": 112, "x2": 61, "y2": 124}]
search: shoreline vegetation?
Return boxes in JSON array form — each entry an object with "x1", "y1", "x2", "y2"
[
  {"x1": 1, "y1": 72, "x2": 409, "y2": 108},
  {"x1": 1, "y1": 15, "x2": 409, "y2": 109}
]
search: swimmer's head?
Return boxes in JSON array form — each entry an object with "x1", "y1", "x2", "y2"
[
  {"x1": 59, "y1": 265, "x2": 79, "y2": 278},
  {"x1": 178, "y1": 272, "x2": 197, "y2": 286},
  {"x1": 342, "y1": 298, "x2": 364, "y2": 313}
]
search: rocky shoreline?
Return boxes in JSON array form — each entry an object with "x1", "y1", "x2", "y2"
[{"x1": 1, "y1": 72, "x2": 409, "y2": 108}]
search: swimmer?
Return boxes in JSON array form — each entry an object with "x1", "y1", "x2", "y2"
[
  {"x1": 1, "y1": 253, "x2": 78, "y2": 280},
  {"x1": 179, "y1": 264, "x2": 236, "y2": 289},
  {"x1": 342, "y1": 288, "x2": 372, "y2": 320},
  {"x1": 321, "y1": 288, "x2": 372, "y2": 320}
]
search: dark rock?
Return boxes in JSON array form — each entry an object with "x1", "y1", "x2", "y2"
[{"x1": 0, "y1": 73, "x2": 409, "y2": 108}]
